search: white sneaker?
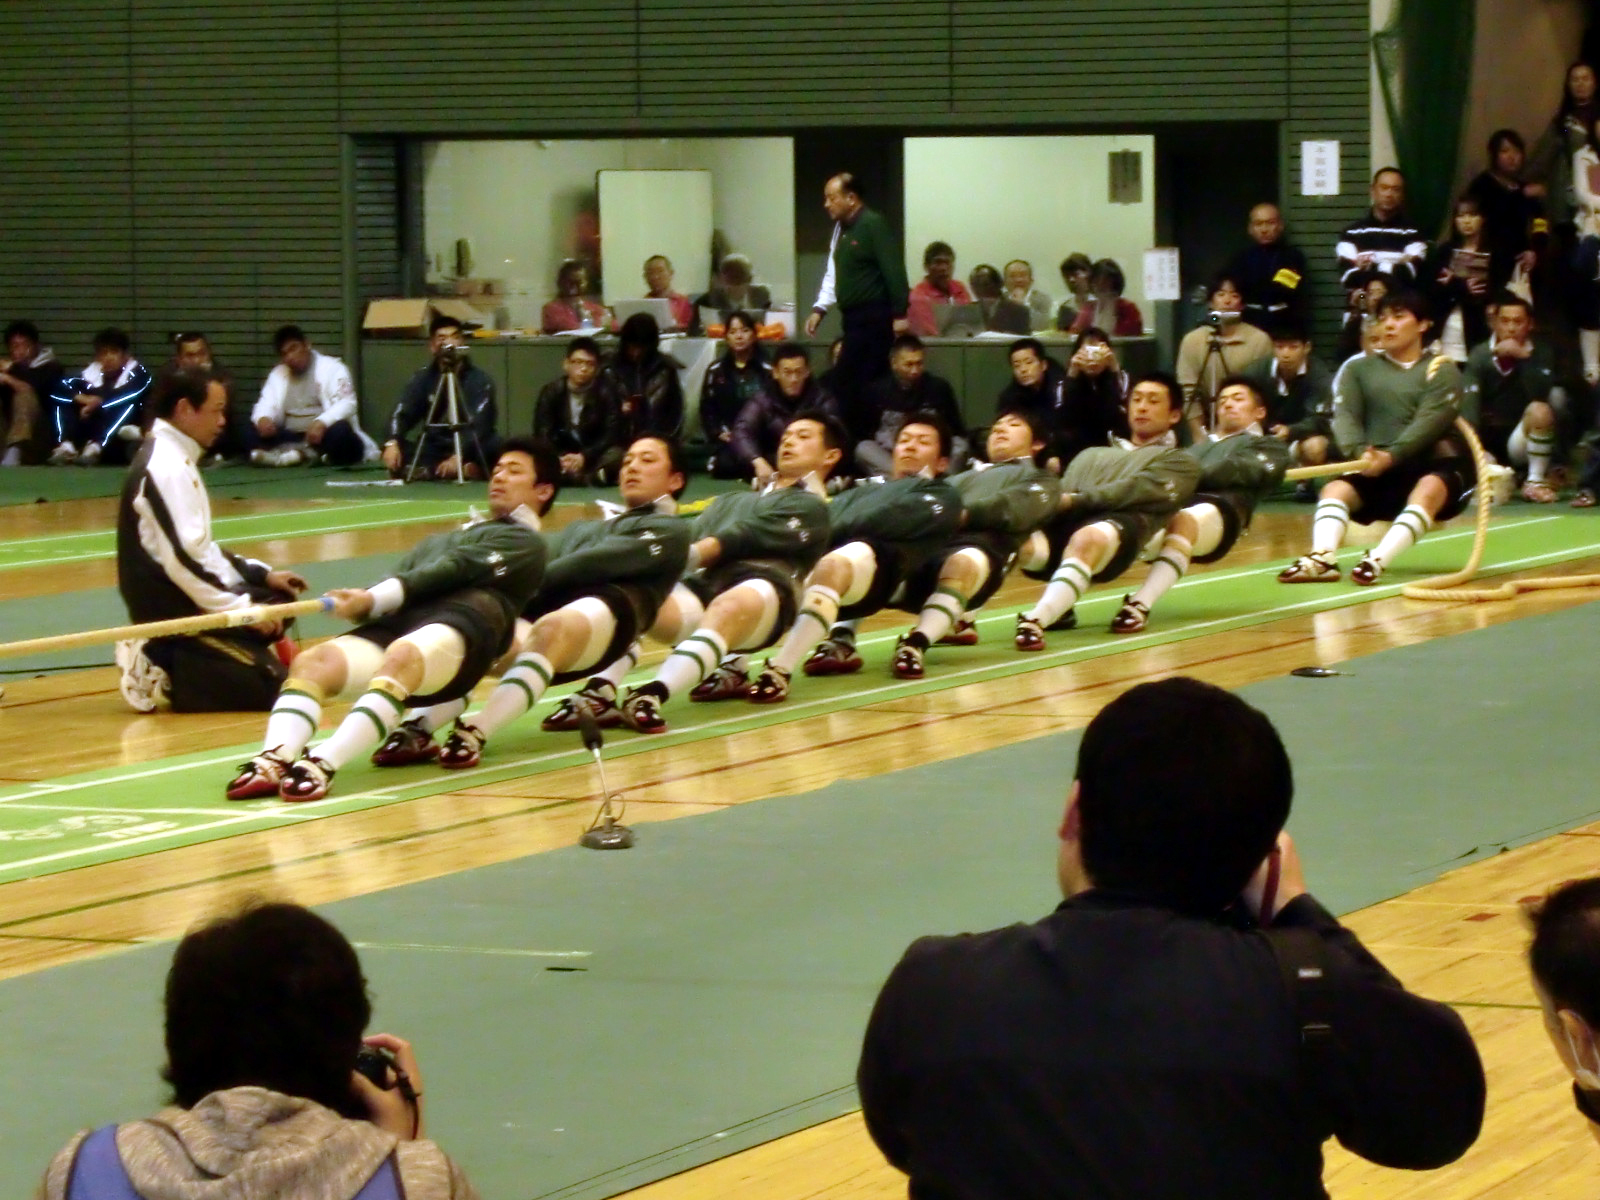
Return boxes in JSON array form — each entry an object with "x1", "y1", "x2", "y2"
[
  {"x1": 1, "y1": 445, "x2": 20, "y2": 467},
  {"x1": 79, "y1": 442, "x2": 102, "y2": 466},
  {"x1": 48, "y1": 442, "x2": 78, "y2": 465},
  {"x1": 115, "y1": 639, "x2": 170, "y2": 713},
  {"x1": 116, "y1": 423, "x2": 143, "y2": 443},
  {"x1": 249, "y1": 448, "x2": 271, "y2": 465},
  {"x1": 270, "y1": 446, "x2": 306, "y2": 467}
]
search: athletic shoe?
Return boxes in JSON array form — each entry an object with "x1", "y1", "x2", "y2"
[
  {"x1": 370, "y1": 718, "x2": 440, "y2": 767},
  {"x1": 225, "y1": 749, "x2": 291, "y2": 800},
  {"x1": 79, "y1": 441, "x2": 102, "y2": 466},
  {"x1": 1277, "y1": 553, "x2": 1341, "y2": 583},
  {"x1": 891, "y1": 635, "x2": 925, "y2": 680},
  {"x1": 690, "y1": 662, "x2": 749, "y2": 702},
  {"x1": 938, "y1": 619, "x2": 980, "y2": 646},
  {"x1": 802, "y1": 638, "x2": 862, "y2": 676},
  {"x1": 619, "y1": 688, "x2": 668, "y2": 734},
  {"x1": 1522, "y1": 480, "x2": 1558, "y2": 504},
  {"x1": 0, "y1": 445, "x2": 20, "y2": 467},
  {"x1": 115, "y1": 638, "x2": 170, "y2": 713},
  {"x1": 1044, "y1": 608, "x2": 1078, "y2": 632},
  {"x1": 116, "y1": 423, "x2": 143, "y2": 443},
  {"x1": 47, "y1": 442, "x2": 77, "y2": 466},
  {"x1": 1350, "y1": 557, "x2": 1382, "y2": 586},
  {"x1": 1014, "y1": 614, "x2": 1046, "y2": 652},
  {"x1": 249, "y1": 449, "x2": 272, "y2": 465},
  {"x1": 439, "y1": 719, "x2": 487, "y2": 769},
  {"x1": 1110, "y1": 596, "x2": 1150, "y2": 634},
  {"x1": 542, "y1": 680, "x2": 621, "y2": 732},
  {"x1": 747, "y1": 662, "x2": 791, "y2": 704},
  {"x1": 280, "y1": 755, "x2": 335, "y2": 801}
]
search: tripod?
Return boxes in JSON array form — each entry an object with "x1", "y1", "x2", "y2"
[
  {"x1": 1187, "y1": 326, "x2": 1235, "y2": 432},
  {"x1": 406, "y1": 358, "x2": 488, "y2": 485}
]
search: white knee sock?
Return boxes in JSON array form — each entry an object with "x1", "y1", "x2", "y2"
[
  {"x1": 263, "y1": 686, "x2": 324, "y2": 758},
  {"x1": 592, "y1": 643, "x2": 640, "y2": 688},
  {"x1": 1527, "y1": 430, "x2": 1555, "y2": 483},
  {"x1": 652, "y1": 629, "x2": 729, "y2": 699},
  {"x1": 471, "y1": 651, "x2": 554, "y2": 739},
  {"x1": 770, "y1": 584, "x2": 841, "y2": 673},
  {"x1": 1131, "y1": 533, "x2": 1193, "y2": 610},
  {"x1": 412, "y1": 697, "x2": 468, "y2": 735},
  {"x1": 912, "y1": 586, "x2": 967, "y2": 644},
  {"x1": 1026, "y1": 556, "x2": 1093, "y2": 627},
  {"x1": 1370, "y1": 504, "x2": 1431, "y2": 567},
  {"x1": 1311, "y1": 498, "x2": 1350, "y2": 556},
  {"x1": 315, "y1": 677, "x2": 408, "y2": 770}
]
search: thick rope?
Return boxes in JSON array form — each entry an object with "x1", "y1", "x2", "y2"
[{"x1": 1401, "y1": 417, "x2": 1600, "y2": 601}]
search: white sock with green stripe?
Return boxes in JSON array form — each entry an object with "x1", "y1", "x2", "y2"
[
  {"x1": 1370, "y1": 504, "x2": 1431, "y2": 568},
  {"x1": 409, "y1": 697, "x2": 467, "y2": 735},
  {"x1": 592, "y1": 642, "x2": 640, "y2": 689},
  {"x1": 263, "y1": 686, "x2": 323, "y2": 758},
  {"x1": 653, "y1": 629, "x2": 730, "y2": 700},
  {"x1": 1311, "y1": 497, "x2": 1350, "y2": 556},
  {"x1": 912, "y1": 586, "x2": 967, "y2": 645},
  {"x1": 315, "y1": 676, "x2": 408, "y2": 770},
  {"x1": 1527, "y1": 430, "x2": 1555, "y2": 483},
  {"x1": 1131, "y1": 533, "x2": 1193, "y2": 610},
  {"x1": 471, "y1": 651, "x2": 555, "y2": 739},
  {"x1": 770, "y1": 584, "x2": 841, "y2": 674},
  {"x1": 1027, "y1": 556, "x2": 1093, "y2": 627}
]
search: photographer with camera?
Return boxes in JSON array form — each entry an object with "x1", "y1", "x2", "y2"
[
  {"x1": 383, "y1": 314, "x2": 499, "y2": 481},
  {"x1": 1175, "y1": 274, "x2": 1273, "y2": 442},
  {"x1": 36, "y1": 900, "x2": 478, "y2": 1200},
  {"x1": 858, "y1": 677, "x2": 1485, "y2": 1199}
]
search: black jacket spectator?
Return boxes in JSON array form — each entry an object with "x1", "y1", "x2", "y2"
[
  {"x1": 1245, "y1": 353, "x2": 1335, "y2": 441},
  {"x1": 1336, "y1": 212, "x2": 1427, "y2": 292},
  {"x1": 1465, "y1": 169, "x2": 1548, "y2": 292},
  {"x1": 861, "y1": 370, "x2": 964, "y2": 447},
  {"x1": 604, "y1": 349, "x2": 684, "y2": 442},
  {"x1": 1227, "y1": 239, "x2": 1311, "y2": 327},
  {"x1": 998, "y1": 356, "x2": 1114, "y2": 463},
  {"x1": 533, "y1": 376, "x2": 621, "y2": 473},
  {"x1": 387, "y1": 362, "x2": 499, "y2": 471},
  {"x1": 730, "y1": 378, "x2": 840, "y2": 468},
  {"x1": 1423, "y1": 241, "x2": 1492, "y2": 357},
  {"x1": 700, "y1": 349, "x2": 771, "y2": 478}
]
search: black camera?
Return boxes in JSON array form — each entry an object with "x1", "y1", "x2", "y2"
[{"x1": 354, "y1": 1045, "x2": 397, "y2": 1089}]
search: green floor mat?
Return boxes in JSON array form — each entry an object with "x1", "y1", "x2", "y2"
[{"x1": 0, "y1": 599, "x2": 1596, "y2": 1199}]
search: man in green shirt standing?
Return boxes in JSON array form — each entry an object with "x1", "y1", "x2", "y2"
[
  {"x1": 1278, "y1": 290, "x2": 1471, "y2": 586},
  {"x1": 804, "y1": 172, "x2": 910, "y2": 439}
]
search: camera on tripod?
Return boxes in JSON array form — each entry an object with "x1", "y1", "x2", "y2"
[
  {"x1": 435, "y1": 340, "x2": 469, "y2": 370},
  {"x1": 1206, "y1": 310, "x2": 1237, "y2": 330}
]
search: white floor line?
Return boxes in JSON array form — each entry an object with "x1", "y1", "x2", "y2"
[
  {"x1": 350, "y1": 942, "x2": 592, "y2": 958},
  {"x1": 3, "y1": 499, "x2": 425, "y2": 548}
]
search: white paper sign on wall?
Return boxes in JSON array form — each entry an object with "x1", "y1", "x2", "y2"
[
  {"x1": 1143, "y1": 248, "x2": 1181, "y2": 301},
  {"x1": 1301, "y1": 141, "x2": 1340, "y2": 196}
]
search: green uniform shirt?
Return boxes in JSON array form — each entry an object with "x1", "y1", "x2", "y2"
[
  {"x1": 1188, "y1": 429, "x2": 1292, "y2": 522},
  {"x1": 391, "y1": 509, "x2": 547, "y2": 612},
  {"x1": 692, "y1": 480, "x2": 831, "y2": 569},
  {"x1": 540, "y1": 498, "x2": 691, "y2": 608},
  {"x1": 819, "y1": 207, "x2": 911, "y2": 316},
  {"x1": 950, "y1": 457, "x2": 1060, "y2": 536},
  {"x1": 1063, "y1": 442, "x2": 1201, "y2": 518},
  {"x1": 1462, "y1": 342, "x2": 1555, "y2": 429},
  {"x1": 828, "y1": 473, "x2": 963, "y2": 563},
  {"x1": 1332, "y1": 352, "x2": 1462, "y2": 463}
]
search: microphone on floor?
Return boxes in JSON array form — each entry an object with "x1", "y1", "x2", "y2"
[{"x1": 577, "y1": 705, "x2": 635, "y2": 850}]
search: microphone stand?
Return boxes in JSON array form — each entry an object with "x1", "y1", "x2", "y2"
[{"x1": 577, "y1": 707, "x2": 635, "y2": 850}]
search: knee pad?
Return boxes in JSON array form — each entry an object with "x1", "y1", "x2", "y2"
[
  {"x1": 1079, "y1": 522, "x2": 1123, "y2": 574},
  {"x1": 650, "y1": 583, "x2": 704, "y2": 644},
  {"x1": 1187, "y1": 504, "x2": 1226, "y2": 558},
  {"x1": 392, "y1": 623, "x2": 469, "y2": 694},
  {"x1": 728, "y1": 578, "x2": 783, "y2": 652},
  {"x1": 312, "y1": 634, "x2": 387, "y2": 700},
  {"x1": 1018, "y1": 531, "x2": 1050, "y2": 573},
  {"x1": 947, "y1": 545, "x2": 992, "y2": 592},
  {"x1": 561, "y1": 595, "x2": 620, "y2": 674},
  {"x1": 831, "y1": 541, "x2": 879, "y2": 606}
]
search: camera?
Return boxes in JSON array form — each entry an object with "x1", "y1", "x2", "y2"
[
  {"x1": 435, "y1": 341, "x2": 469, "y2": 370},
  {"x1": 354, "y1": 1045, "x2": 397, "y2": 1089},
  {"x1": 1206, "y1": 310, "x2": 1240, "y2": 330},
  {"x1": 1084, "y1": 342, "x2": 1111, "y2": 363}
]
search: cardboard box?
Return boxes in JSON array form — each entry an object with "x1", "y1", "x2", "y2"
[{"x1": 363, "y1": 297, "x2": 491, "y2": 337}]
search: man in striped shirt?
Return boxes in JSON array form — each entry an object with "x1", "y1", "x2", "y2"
[{"x1": 1337, "y1": 168, "x2": 1428, "y2": 299}]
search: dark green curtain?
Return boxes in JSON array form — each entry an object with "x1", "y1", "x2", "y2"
[{"x1": 1373, "y1": 0, "x2": 1477, "y2": 238}]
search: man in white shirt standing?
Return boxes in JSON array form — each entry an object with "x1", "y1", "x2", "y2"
[
  {"x1": 117, "y1": 369, "x2": 308, "y2": 711},
  {"x1": 248, "y1": 324, "x2": 370, "y2": 466}
]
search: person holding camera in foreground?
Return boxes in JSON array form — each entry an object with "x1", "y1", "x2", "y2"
[
  {"x1": 35, "y1": 901, "x2": 477, "y2": 1200},
  {"x1": 858, "y1": 677, "x2": 1484, "y2": 1199},
  {"x1": 383, "y1": 315, "x2": 500, "y2": 481}
]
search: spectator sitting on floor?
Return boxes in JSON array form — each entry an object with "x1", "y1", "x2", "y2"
[
  {"x1": 163, "y1": 331, "x2": 239, "y2": 459},
  {"x1": 35, "y1": 900, "x2": 479, "y2": 1200},
  {"x1": 1528, "y1": 876, "x2": 1600, "y2": 1151},
  {"x1": 248, "y1": 325, "x2": 369, "y2": 467},
  {"x1": 541, "y1": 260, "x2": 613, "y2": 334},
  {"x1": 643, "y1": 254, "x2": 694, "y2": 331},
  {"x1": 1004, "y1": 259, "x2": 1055, "y2": 331},
  {"x1": 1460, "y1": 294, "x2": 1563, "y2": 504},
  {"x1": 731, "y1": 341, "x2": 841, "y2": 486},
  {"x1": 382, "y1": 314, "x2": 500, "y2": 481},
  {"x1": 1244, "y1": 320, "x2": 1334, "y2": 473},
  {"x1": 907, "y1": 240, "x2": 974, "y2": 337},
  {"x1": 699, "y1": 310, "x2": 771, "y2": 479},
  {"x1": 1061, "y1": 327, "x2": 1131, "y2": 460},
  {"x1": 858, "y1": 333, "x2": 968, "y2": 475},
  {"x1": 47, "y1": 327, "x2": 153, "y2": 467},
  {"x1": 1055, "y1": 253, "x2": 1094, "y2": 330},
  {"x1": 533, "y1": 335, "x2": 622, "y2": 485},
  {"x1": 1067, "y1": 258, "x2": 1144, "y2": 336},
  {"x1": 996, "y1": 336, "x2": 1068, "y2": 465},
  {"x1": 603, "y1": 313, "x2": 684, "y2": 443},
  {"x1": 1, "y1": 318, "x2": 63, "y2": 466}
]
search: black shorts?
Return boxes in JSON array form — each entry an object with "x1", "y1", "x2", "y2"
[
  {"x1": 1023, "y1": 510, "x2": 1150, "y2": 584},
  {"x1": 527, "y1": 582, "x2": 652, "y2": 685},
  {"x1": 831, "y1": 537, "x2": 918, "y2": 622},
  {"x1": 1190, "y1": 491, "x2": 1252, "y2": 565},
  {"x1": 896, "y1": 530, "x2": 1018, "y2": 615},
  {"x1": 348, "y1": 586, "x2": 516, "y2": 705},
  {"x1": 1341, "y1": 455, "x2": 1474, "y2": 525},
  {"x1": 683, "y1": 558, "x2": 801, "y2": 655}
]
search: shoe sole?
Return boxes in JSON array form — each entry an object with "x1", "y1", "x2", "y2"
[
  {"x1": 689, "y1": 687, "x2": 748, "y2": 702},
  {"x1": 1014, "y1": 640, "x2": 1045, "y2": 652},
  {"x1": 439, "y1": 752, "x2": 482, "y2": 770},
  {"x1": 277, "y1": 787, "x2": 326, "y2": 802},
  {"x1": 1277, "y1": 574, "x2": 1341, "y2": 584},
  {"x1": 225, "y1": 779, "x2": 281, "y2": 801},
  {"x1": 542, "y1": 710, "x2": 623, "y2": 732},
  {"x1": 938, "y1": 635, "x2": 979, "y2": 646},
  {"x1": 803, "y1": 658, "x2": 862, "y2": 677},
  {"x1": 747, "y1": 690, "x2": 788, "y2": 705},
  {"x1": 370, "y1": 747, "x2": 440, "y2": 767},
  {"x1": 115, "y1": 641, "x2": 158, "y2": 713},
  {"x1": 1109, "y1": 622, "x2": 1147, "y2": 635}
]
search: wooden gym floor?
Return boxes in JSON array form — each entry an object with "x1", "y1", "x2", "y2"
[{"x1": 3, "y1": 490, "x2": 1600, "y2": 1196}]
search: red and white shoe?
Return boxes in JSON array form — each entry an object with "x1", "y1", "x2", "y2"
[
  {"x1": 1277, "y1": 553, "x2": 1341, "y2": 583},
  {"x1": 939, "y1": 619, "x2": 980, "y2": 646},
  {"x1": 279, "y1": 755, "x2": 335, "y2": 802},
  {"x1": 370, "y1": 719, "x2": 439, "y2": 767},
  {"x1": 439, "y1": 720, "x2": 487, "y2": 770},
  {"x1": 226, "y1": 749, "x2": 291, "y2": 800}
]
